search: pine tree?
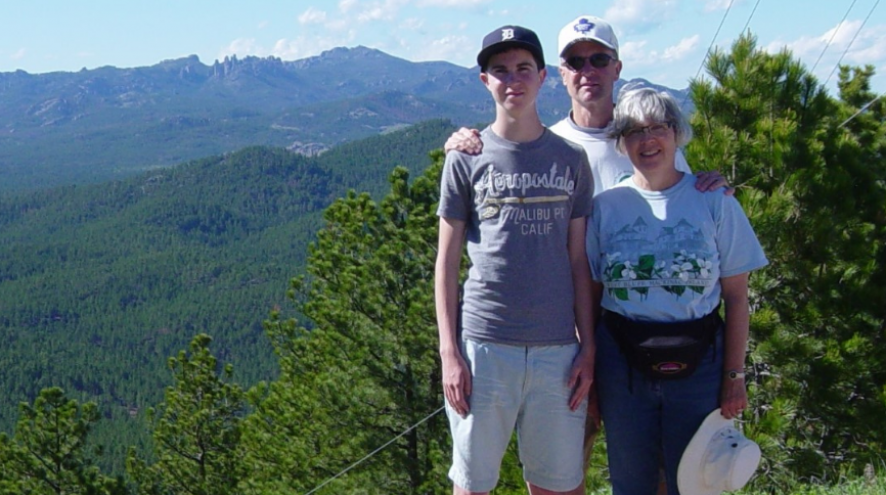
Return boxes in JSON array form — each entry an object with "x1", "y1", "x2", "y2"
[
  {"x1": 240, "y1": 155, "x2": 456, "y2": 494},
  {"x1": 0, "y1": 387, "x2": 125, "y2": 494},
  {"x1": 687, "y1": 33, "x2": 886, "y2": 486},
  {"x1": 126, "y1": 333, "x2": 246, "y2": 495}
]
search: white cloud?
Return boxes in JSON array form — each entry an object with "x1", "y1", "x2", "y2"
[
  {"x1": 620, "y1": 40, "x2": 651, "y2": 65},
  {"x1": 400, "y1": 17, "x2": 424, "y2": 30},
  {"x1": 416, "y1": 0, "x2": 491, "y2": 6},
  {"x1": 218, "y1": 38, "x2": 267, "y2": 60},
  {"x1": 663, "y1": 35, "x2": 700, "y2": 61},
  {"x1": 339, "y1": 0, "x2": 358, "y2": 14},
  {"x1": 621, "y1": 35, "x2": 700, "y2": 67},
  {"x1": 299, "y1": 7, "x2": 327, "y2": 24},
  {"x1": 324, "y1": 17, "x2": 352, "y2": 32},
  {"x1": 356, "y1": 0, "x2": 410, "y2": 23},
  {"x1": 410, "y1": 34, "x2": 474, "y2": 65},
  {"x1": 703, "y1": 0, "x2": 740, "y2": 13},
  {"x1": 11, "y1": 48, "x2": 25, "y2": 61},
  {"x1": 766, "y1": 20, "x2": 863, "y2": 59},
  {"x1": 604, "y1": 0, "x2": 678, "y2": 31},
  {"x1": 765, "y1": 20, "x2": 886, "y2": 64},
  {"x1": 762, "y1": 20, "x2": 886, "y2": 86},
  {"x1": 269, "y1": 31, "x2": 360, "y2": 60}
]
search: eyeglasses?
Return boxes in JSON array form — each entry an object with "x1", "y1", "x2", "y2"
[
  {"x1": 563, "y1": 53, "x2": 616, "y2": 72},
  {"x1": 622, "y1": 122, "x2": 674, "y2": 140}
]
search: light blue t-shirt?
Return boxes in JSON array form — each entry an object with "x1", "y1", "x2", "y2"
[{"x1": 587, "y1": 173, "x2": 768, "y2": 322}]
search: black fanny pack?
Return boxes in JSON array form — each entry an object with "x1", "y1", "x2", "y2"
[{"x1": 604, "y1": 308, "x2": 721, "y2": 380}]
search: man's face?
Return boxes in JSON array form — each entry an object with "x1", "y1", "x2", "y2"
[
  {"x1": 558, "y1": 41, "x2": 622, "y2": 108},
  {"x1": 481, "y1": 48, "x2": 547, "y2": 114}
]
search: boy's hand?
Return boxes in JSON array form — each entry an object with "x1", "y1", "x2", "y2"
[
  {"x1": 695, "y1": 170, "x2": 735, "y2": 195},
  {"x1": 567, "y1": 345, "x2": 595, "y2": 411},
  {"x1": 442, "y1": 352, "x2": 472, "y2": 417},
  {"x1": 444, "y1": 127, "x2": 483, "y2": 155}
]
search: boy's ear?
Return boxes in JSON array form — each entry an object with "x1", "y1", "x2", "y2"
[
  {"x1": 479, "y1": 71, "x2": 489, "y2": 86},
  {"x1": 539, "y1": 67, "x2": 547, "y2": 84}
]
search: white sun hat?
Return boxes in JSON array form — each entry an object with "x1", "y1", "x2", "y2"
[{"x1": 678, "y1": 408, "x2": 762, "y2": 495}]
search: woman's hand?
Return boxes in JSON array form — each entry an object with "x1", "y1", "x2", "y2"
[{"x1": 719, "y1": 373, "x2": 747, "y2": 419}]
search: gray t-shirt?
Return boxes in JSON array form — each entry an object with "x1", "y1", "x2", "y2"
[
  {"x1": 587, "y1": 173, "x2": 768, "y2": 321},
  {"x1": 437, "y1": 127, "x2": 594, "y2": 345}
]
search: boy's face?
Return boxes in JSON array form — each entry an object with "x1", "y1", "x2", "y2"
[{"x1": 480, "y1": 48, "x2": 547, "y2": 114}]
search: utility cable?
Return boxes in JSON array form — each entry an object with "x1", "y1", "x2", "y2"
[
  {"x1": 302, "y1": 405, "x2": 446, "y2": 495},
  {"x1": 690, "y1": 0, "x2": 737, "y2": 83},
  {"x1": 839, "y1": 93, "x2": 884, "y2": 128},
  {"x1": 738, "y1": 0, "x2": 764, "y2": 38},
  {"x1": 682, "y1": 0, "x2": 737, "y2": 107},
  {"x1": 810, "y1": 0, "x2": 858, "y2": 73},
  {"x1": 823, "y1": 0, "x2": 881, "y2": 88}
]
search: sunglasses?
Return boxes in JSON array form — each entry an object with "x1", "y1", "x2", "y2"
[{"x1": 563, "y1": 53, "x2": 616, "y2": 72}]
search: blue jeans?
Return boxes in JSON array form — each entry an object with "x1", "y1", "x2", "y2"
[{"x1": 596, "y1": 318, "x2": 723, "y2": 495}]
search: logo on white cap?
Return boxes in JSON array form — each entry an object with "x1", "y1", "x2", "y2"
[{"x1": 574, "y1": 18, "x2": 596, "y2": 34}]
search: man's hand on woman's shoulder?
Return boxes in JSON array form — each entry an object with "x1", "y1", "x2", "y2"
[{"x1": 695, "y1": 170, "x2": 735, "y2": 195}]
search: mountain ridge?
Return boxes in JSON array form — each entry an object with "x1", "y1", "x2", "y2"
[{"x1": 0, "y1": 47, "x2": 688, "y2": 192}]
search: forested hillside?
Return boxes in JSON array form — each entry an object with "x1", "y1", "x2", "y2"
[{"x1": 0, "y1": 119, "x2": 455, "y2": 472}]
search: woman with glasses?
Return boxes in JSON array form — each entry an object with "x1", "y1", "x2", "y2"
[{"x1": 586, "y1": 87, "x2": 768, "y2": 495}]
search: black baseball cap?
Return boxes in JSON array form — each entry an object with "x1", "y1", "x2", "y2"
[{"x1": 477, "y1": 25, "x2": 545, "y2": 71}]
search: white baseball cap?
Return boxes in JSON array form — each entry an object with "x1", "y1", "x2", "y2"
[
  {"x1": 558, "y1": 16, "x2": 619, "y2": 57},
  {"x1": 678, "y1": 409, "x2": 762, "y2": 495}
]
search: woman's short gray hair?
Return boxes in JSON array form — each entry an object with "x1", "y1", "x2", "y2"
[{"x1": 610, "y1": 87, "x2": 692, "y2": 154}]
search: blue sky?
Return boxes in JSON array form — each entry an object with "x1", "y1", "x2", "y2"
[{"x1": 1, "y1": 0, "x2": 884, "y2": 96}]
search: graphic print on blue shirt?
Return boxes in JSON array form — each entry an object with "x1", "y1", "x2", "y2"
[{"x1": 602, "y1": 216, "x2": 715, "y2": 302}]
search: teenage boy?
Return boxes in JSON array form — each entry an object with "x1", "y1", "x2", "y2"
[{"x1": 435, "y1": 25, "x2": 595, "y2": 495}]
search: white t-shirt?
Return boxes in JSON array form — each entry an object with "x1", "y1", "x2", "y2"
[{"x1": 550, "y1": 115, "x2": 692, "y2": 197}]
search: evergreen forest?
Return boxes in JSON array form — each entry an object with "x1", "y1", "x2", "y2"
[
  {"x1": 0, "y1": 36, "x2": 885, "y2": 494},
  {"x1": 0, "y1": 119, "x2": 456, "y2": 476}
]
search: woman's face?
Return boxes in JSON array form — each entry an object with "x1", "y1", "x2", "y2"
[{"x1": 622, "y1": 119, "x2": 678, "y2": 173}]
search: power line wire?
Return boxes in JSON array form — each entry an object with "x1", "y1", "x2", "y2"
[
  {"x1": 810, "y1": 0, "x2": 858, "y2": 73},
  {"x1": 739, "y1": 0, "x2": 764, "y2": 37},
  {"x1": 839, "y1": 93, "x2": 884, "y2": 128},
  {"x1": 303, "y1": 406, "x2": 446, "y2": 495},
  {"x1": 681, "y1": 0, "x2": 738, "y2": 107},
  {"x1": 690, "y1": 0, "x2": 737, "y2": 84},
  {"x1": 823, "y1": 0, "x2": 881, "y2": 88}
]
